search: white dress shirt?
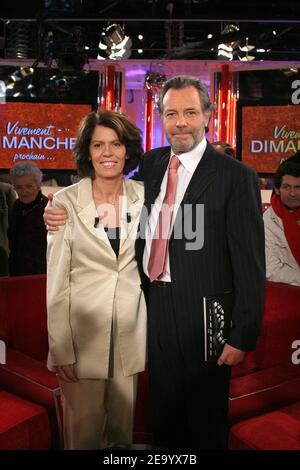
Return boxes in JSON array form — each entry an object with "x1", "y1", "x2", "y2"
[{"x1": 143, "y1": 138, "x2": 207, "y2": 281}]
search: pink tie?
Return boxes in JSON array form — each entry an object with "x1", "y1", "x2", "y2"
[{"x1": 148, "y1": 155, "x2": 181, "y2": 282}]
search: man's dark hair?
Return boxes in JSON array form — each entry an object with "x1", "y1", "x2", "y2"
[
  {"x1": 212, "y1": 141, "x2": 235, "y2": 158},
  {"x1": 157, "y1": 75, "x2": 214, "y2": 119},
  {"x1": 273, "y1": 152, "x2": 300, "y2": 189}
]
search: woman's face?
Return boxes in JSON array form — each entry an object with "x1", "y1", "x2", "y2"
[
  {"x1": 89, "y1": 125, "x2": 127, "y2": 180},
  {"x1": 13, "y1": 175, "x2": 40, "y2": 204}
]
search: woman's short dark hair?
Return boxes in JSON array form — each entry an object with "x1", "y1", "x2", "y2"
[{"x1": 74, "y1": 110, "x2": 143, "y2": 177}]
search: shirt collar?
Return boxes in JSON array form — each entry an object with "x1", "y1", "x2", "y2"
[{"x1": 170, "y1": 137, "x2": 207, "y2": 173}]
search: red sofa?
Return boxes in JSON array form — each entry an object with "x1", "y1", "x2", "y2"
[
  {"x1": 228, "y1": 281, "x2": 300, "y2": 450},
  {"x1": 229, "y1": 282, "x2": 300, "y2": 426},
  {"x1": 1, "y1": 276, "x2": 300, "y2": 449},
  {"x1": 0, "y1": 275, "x2": 61, "y2": 449},
  {"x1": 0, "y1": 388, "x2": 51, "y2": 450}
]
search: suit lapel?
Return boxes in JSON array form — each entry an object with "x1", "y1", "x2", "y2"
[
  {"x1": 119, "y1": 180, "x2": 143, "y2": 252},
  {"x1": 146, "y1": 144, "x2": 217, "y2": 207},
  {"x1": 181, "y1": 143, "x2": 217, "y2": 206},
  {"x1": 76, "y1": 178, "x2": 111, "y2": 249}
]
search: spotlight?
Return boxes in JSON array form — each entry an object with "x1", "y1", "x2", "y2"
[
  {"x1": 5, "y1": 21, "x2": 33, "y2": 59},
  {"x1": 144, "y1": 71, "x2": 166, "y2": 94},
  {"x1": 238, "y1": 54, "x2": 255, "y2": 62},
  {"x1": 283, "y1": 68, "x2": 299, "y2": 77},
  {"x1": 102, "y1": 24, "x2": 126, "y2": 48},
  {"x1": 57, "y1": 78, "x2": 68, "y2": 87},
  {"x1": 5, "y1": 75, "x2": 17, "y2": 89},
  {"x1": 217, "y1": 23, "x2": 241, "y2": 60},
  {"x1": 217, "y1": 43, "x2": 233, "y2": 60},
  {"x1": 221, "y1": 23, "x2": 239, "y2": 35},
  {"x1": 20, "y1": 66, "x2": 34, "y2": 77},
  {"x1": 98, "y1": 24, "x2": 132, "y2": 60},
  {"x1": 239, "y1": 38, "x2": 255, "y2": 53},
  {"x1": 238, "y1": 38, "x2": 255, "y2": 61}
]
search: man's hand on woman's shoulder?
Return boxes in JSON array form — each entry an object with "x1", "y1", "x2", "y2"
[{"x1": 44, "y1": 193, "x2": 68, "y2": 231}]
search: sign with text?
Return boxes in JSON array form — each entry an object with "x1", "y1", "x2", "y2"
[
  {"x1": 0, "y1": 102, "x2": 91, "y2": 169},
  {"x1": 241, "y1": 104, "x2": 300, "y2": 173}
]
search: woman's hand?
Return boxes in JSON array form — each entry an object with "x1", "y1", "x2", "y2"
[{"x1": 54, "y1": 364, "x2": 78, "y2": 382}]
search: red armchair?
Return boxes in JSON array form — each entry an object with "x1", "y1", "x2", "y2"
[
  {"x1": 229, "y1": 281, "x2": 300, "y2": 449},
  {"x1": 229, "y1": 281, "x2": 300, "y2": 425},
  {"x1": 0, "y1": 275, "x2": 61, "y2": 448},
  {"x1": 0, "y1": 388, "x2": 51, "y2": 450}
]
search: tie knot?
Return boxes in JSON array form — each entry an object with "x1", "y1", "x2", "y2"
[{"x1": 169, "y1": 155, "x2": 180, "y2": 171}]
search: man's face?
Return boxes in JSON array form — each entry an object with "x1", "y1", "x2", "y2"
[
  {"x1": 275, "y1": 174, "x2": 300, "y2": 211},
  {"x1": 161, "y1": 86, "x2": 210, "y2": 155}
]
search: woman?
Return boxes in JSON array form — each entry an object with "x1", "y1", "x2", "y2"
[
  {"x1": 8, "y1": 162, "x2": 48, "y2": 276},
  {"x1": 0, "y1": 182, "x2": 16, "y2": 276},
  {"x1": 47, "y1": 110, "x2": 146, "y2": 450}
]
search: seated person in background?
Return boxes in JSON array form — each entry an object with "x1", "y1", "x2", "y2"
[
  {"x1": 0, "y1": 182, "x2": 16, "y2": 276},
  {"x1": 263, "y1": 152, "x2": 300, "y2": 286},
  {"x1": 42, "y1": 171, "x2": 75, "y2": 187},
  {"x1": 8, "y1": 162, "x2": 48, "y2": 276},
  {"x1": 212, "y1": 141, "x2": 235, "y2": 158}
]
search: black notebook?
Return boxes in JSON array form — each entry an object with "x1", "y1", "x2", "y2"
[{"x1": 203, "y1": 292, "x2": 234, "y2": 362}]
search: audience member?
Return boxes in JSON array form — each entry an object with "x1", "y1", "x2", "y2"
[
  {"x1": 0, "y1": 182, "x2": 16, "y2": 276},
  {"x1": 212, "y1": 141, "x2": 235, "y2": 157},
  {"x1": 8, "y1": 162, "x2": 48, "y2": 276},
  {"x1": 264, "y1": 152, "x2": 300, "y2": 286}
]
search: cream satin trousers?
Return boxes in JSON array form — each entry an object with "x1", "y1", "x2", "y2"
[{"x1": 59, "y1": 314, "x2": 138, "y2": 450}]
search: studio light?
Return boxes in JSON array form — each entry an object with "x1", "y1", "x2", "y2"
[
  {"x1": 238, "y1": 37, "x2": 255, "y2": 61},
  {"x1": 217, "y1": 43, "x2": 233, "y2": 60},
  {"x1": 221, "y1": 23, "x2": 240, "y2": 35},
  {"x1": 5, "y1": 75, "x2": 17, "y2": 90},
  {"x1": 98, "y1": 24, "x2": 132, "y2": 60},
  {"x1": 5, "y1": 21, "x2": 34, "y2": 59},
  {"x1": 217, "y1": 23, "x2": 241, "y2": 61},
  {"x1": 20, "y1": 66, "x2": 34, "y2": 77},
  {"x1": 144, "y1": 70, "x2": 167, "y2": 95},
  {"x1": 102, "y1": 24, "x2": 126, "y2": 48}
]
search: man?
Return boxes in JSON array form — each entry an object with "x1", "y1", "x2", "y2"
[
  {"x1": 0, "y1": 182, "x2": 16, "y2": 276},
  {"x1": 44, "y1": 75, "x2": 265, "y2": 449},
  {"x1": 263, "y1": 153, "x2": 300, "y2": 286}
]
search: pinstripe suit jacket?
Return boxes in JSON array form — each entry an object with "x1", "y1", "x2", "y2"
[{"x1": 135, "y1": 141, "x2": 266, "y2": 366}]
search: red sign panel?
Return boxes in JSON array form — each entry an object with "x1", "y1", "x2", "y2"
[
  {"x1": 241, "y1": 105, "x2": 300, "y2": 173},
  {"x1": 0, "y1": 102, "x2": 92, "y2": 169}
]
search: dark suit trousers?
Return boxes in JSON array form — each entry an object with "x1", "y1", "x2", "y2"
[{"x1": 147, "y1": 283, "x2": 231, "y2": 450}]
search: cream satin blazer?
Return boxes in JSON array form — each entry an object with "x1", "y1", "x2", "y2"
[{"x1": 47, "y1": 178, "x2": 147, "y2": 379}]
